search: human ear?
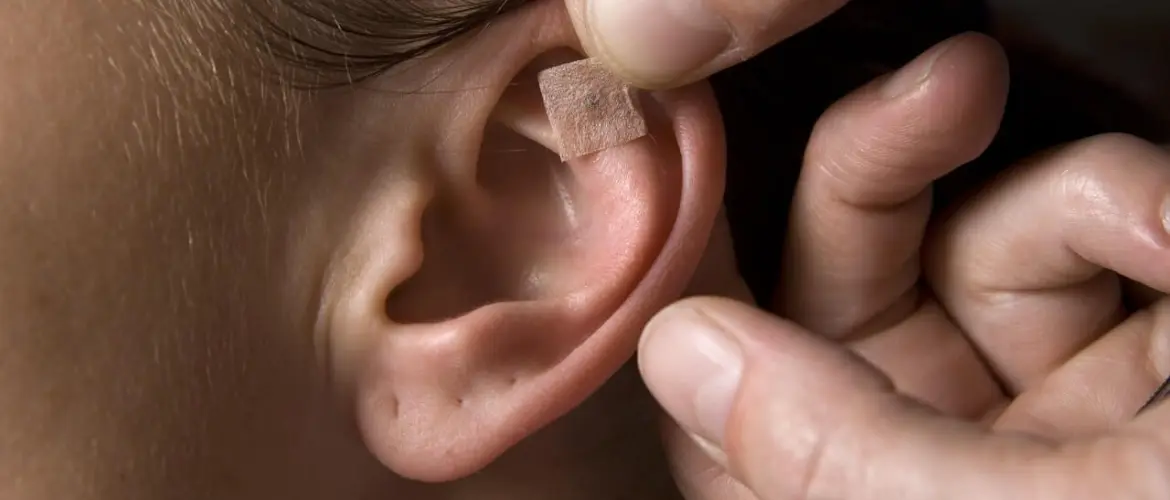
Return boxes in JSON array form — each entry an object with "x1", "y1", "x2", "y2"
[{"x1": 317, "y1": 2, "x2": 727, "y2": 483}]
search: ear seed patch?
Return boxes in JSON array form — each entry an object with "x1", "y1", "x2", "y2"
[{"x1": 537, "y1": 58, "x2": 648, "y2": 161}]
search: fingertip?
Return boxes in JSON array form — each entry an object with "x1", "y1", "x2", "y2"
[
  {"x1": 576, "y1": 0, "x2": 731, "y2": 89},
  {"x1": 639, "y1": 299, "x2": 745, "y2": 445},
  {"x1": 911, "y1": 31, "x2": 1010, "y2": 163},
  {"x1": 655, "y1": 302, "x2": 1030, "y2": 500},
  {"x1": 929, "y1": 32, "x2": 1010, "y2": 110},
  {"x1": 807, "y1": 32, "x2": 1010, "y2": 203}
]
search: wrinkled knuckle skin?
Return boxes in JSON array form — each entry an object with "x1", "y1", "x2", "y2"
[
  {"x1": 1066, "y1": 133, "x2": 1160, "y2": 173},
  {"x1": 1047, "y1": 133, "x2": 1159, "y2": 208}
]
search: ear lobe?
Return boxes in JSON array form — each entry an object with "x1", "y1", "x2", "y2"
[{"x1": 340, "y1": 54, "x2": 727, "y2": 482}]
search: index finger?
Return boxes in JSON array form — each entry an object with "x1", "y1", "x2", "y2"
[
  {"x1": 778, "y1": 33, "x2": 1008, "y2": 337},
  {"x1": 565, "y1": 0, "x2": 849, "y2": 89}
]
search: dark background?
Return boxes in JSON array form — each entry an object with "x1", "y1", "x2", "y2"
[
  {"x1": 710, "y1": 0, "x2": 1170, "y2": 304},
  {"x1": 991, "y1": 0, "x2": 1170, "y2": 117}
]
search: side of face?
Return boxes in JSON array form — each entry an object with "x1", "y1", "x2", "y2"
[{"x1": 0, "y1": 0, "x2": 727, "y2": 497}]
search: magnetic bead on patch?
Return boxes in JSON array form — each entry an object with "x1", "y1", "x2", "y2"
[{"x1": 537, "y1": 58, "x2": 649, "y2": 161}]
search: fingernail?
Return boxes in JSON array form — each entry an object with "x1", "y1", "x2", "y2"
[
  {"x1": 880, "y1": 38, "x2": 955, "y2": 99},
  {"x1": 640, "y1": 305, "x2": 743, "y2": 445},
  {"x1": 589, "y1": 0, "x2": 731, "y2": 87}
]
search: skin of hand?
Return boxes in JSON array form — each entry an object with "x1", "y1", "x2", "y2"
[
  {"x1": 565, "y1": 0, "x2": 851, "y2": 88},
  {"x1": 648, "y1": 32, "x2": 1170, "y2": 499}
]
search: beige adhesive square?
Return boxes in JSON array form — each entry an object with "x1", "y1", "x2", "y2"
[{"x1": 538, "y1": 59, "x2": 648, "y2": 161}]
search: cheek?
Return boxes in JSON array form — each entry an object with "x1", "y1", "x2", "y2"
[{"x1": 0, "y1": 2, "x2": 366, "y2": 495}]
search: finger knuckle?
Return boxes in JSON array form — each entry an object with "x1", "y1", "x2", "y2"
[
  {"x1": 792, "y1": 417, "x2": 843, "y2": 500},
  {"x1": 1077, "y1": 132, "x2": 1153, "y2": 156},
  {"x1": 1046, "y1": 132, "x2": 1163, "y2": 208},
  {"x1": 806, "y1": 113, "x2": 978, "y2": 210},
  {"x1": 1062, "y1": 133, "x2": 1159, "y2": 173},
  {"x1": 807, "y1": 136, "x2": 928, "y2": 209}
]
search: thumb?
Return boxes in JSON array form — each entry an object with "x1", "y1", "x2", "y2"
[
  {"x1": 565, "y1": 0, "x2": 848, "y2": 89},
  {"x1": 638, "y1": 297, "x2": 1057, "y2": 500}
]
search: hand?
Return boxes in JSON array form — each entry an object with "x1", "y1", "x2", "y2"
[
  {"x1": 652, "y1": 34, "x2": 1170, "y2": 500},
  {"x1": 565, "y1": 0, "x2": 850, "y2": 89}
]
